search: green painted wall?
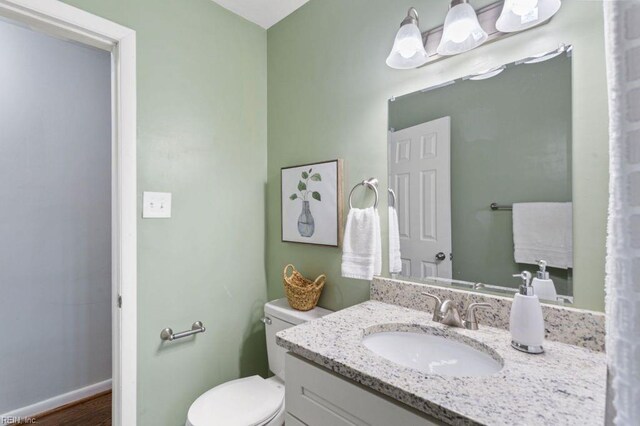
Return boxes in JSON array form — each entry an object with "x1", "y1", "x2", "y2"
[
  {"x1": 62, "y1": 1, "x2": 268, "y2": 425},
  {"x1": 45, "y1": 0, "x2": 608, "y2": 422},
  {"x1": 388, "y1": 55, "x2": 573, "y2": 294},
  {"x1": 267, "y1": 0, "x2": 608, "y2": 312}
]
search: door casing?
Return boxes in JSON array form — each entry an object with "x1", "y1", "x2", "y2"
[{"x1": 0, "y1": 1, "x2": 137, "y2": 424}]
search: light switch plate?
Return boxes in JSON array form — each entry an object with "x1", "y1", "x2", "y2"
[{"x1": 143, "y1": 192, "x2": 172, "y2": 218}]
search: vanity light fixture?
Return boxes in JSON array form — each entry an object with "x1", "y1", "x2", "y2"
[
  {"x1": 496, "y1": 0, "x2": 561, "y2": 33},
  {"x1": 386, "y1": 1, "x2": 558, "y2": 70},
  {"x1": 436, "y1": 0, "x2": 487, "y2": 56},
  {"x1": 386, "y1": 7, "x2": 429, "y2": 69}
]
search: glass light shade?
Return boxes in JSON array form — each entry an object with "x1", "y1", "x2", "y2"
[
  {"x1": 496, "y1": 0, "x2": 561, "y2": 33},
  {"x1": 510, "y1": 0, "x2": 538, "y2": 16},
  {"x1": 436, "y1": 3, "x2": 488, "y2": 56},
  {"x1": 386, "y1": 23, "x2": 428, "y2": 69}
]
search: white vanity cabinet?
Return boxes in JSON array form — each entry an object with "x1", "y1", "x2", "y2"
[{"x1": 284, "y1": 353, "x2": 442, "y2": 426}]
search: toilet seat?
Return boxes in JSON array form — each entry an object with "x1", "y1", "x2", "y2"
[{"x1": 186, "y1": 375, "x2": 284, "y2": 426}]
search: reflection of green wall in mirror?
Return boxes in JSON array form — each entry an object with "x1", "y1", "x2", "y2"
[
  {"x1": 267, "y1": 0, "x2": 608, "y2": 312},
  {"x1": 388, "y1": 54, "x2": 572, "y2": 295}
]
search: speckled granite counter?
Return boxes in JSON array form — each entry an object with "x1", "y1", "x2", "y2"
[
  {"x1": 371, "y1": 277, "x2": 606, "y2": 352},
  {"x1": 276, "y1": 301, "x2": 606, "y2": 426}
]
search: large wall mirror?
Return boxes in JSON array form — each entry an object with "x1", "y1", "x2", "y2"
[{"x1": 387, "y1": 47, "x2": 574, "y2": 304}]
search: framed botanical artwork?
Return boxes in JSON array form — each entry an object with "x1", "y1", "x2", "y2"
[{"x1": 281, "y1": 159, "x2": 343, "y2": 247}]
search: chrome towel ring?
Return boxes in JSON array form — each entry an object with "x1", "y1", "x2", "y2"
[{"x1": 348, "y1": 178, "x2": 379, "y2": 209}]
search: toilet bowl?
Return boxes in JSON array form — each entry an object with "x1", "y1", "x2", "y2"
[
  {"x1": 186, "y1": 376, "x2": 285, "y2": 426},
  {"x1": 186, "y1": 298, "x2": 332, "y2": 426}
]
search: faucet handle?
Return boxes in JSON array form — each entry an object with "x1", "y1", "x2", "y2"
[
  {"x1": 421, "y1": 292, "x2": 442, "y2": 322},
  {"x1": 463, "y1": 302, "x2": 492, "y2": 330}
]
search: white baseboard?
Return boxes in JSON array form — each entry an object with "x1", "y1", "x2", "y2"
[{"x1": 1, "y1": 379, "x2": 112, "y2": 420}]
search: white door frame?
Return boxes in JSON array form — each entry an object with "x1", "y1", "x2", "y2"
[{"x1": 0, "y1": 1, "x2": 137, "y2": 425}]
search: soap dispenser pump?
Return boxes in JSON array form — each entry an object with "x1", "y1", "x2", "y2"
[
  {"x1": 510, "y1": 271, "x2": 545, "y2": 354},
  {"x1": 531, "y1": 260, "x2": 558, "y2": 302}
]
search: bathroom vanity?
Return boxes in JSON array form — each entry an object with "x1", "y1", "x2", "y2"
[
  {"x1": 284, "y1": 353, "x2": 439, "y2": 426},
  {"x1": 276, "y1": 36, "x2": 608, "y2": 426},
  {"x1": 276, "y1": 279, "x2": 606, "y2": 426}
]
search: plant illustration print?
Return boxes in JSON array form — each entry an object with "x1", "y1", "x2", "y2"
[
  {"x1": 289, "y1": 168, "x2": 322, "y2": 203},
  {"x1": 281, "y1": 159, "x2": 341, "y2": 246},
  {"x1": 289, "y1": 168, "x2": 322, "y2": 237}
]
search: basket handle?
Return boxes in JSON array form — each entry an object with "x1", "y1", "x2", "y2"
[
  {"x1": 312, "y1": 274, "x2": 326, "y2": 289},
  {"x1": 284, "y1": 264, "x2": 296, "y2": 280}
]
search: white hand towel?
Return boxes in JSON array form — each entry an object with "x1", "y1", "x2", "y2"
[
  {"x1": 341, "y1": 207, "x2": 381, "y2": 280},
  {"x1": 513, "y1": 202, "x2": 573, "y2": 269},
  {"x1": 388, "y1": 206, "x2": 402, "y2": 274}
]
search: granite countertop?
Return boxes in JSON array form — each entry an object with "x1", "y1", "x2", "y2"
[{"x1": 276, "y1": 300, "x2": 606, "y2": 426}]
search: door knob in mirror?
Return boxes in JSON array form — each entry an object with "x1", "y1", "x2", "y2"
[{"x1": 435, "y1": 252, "x2": 446, "y2": 261}]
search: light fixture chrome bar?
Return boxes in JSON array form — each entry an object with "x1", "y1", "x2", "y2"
[
  {"x1": 418, "y1": 0, "x2": 555, "y2": 67},
  {"x1": 401, "y1": 7, "x2": 419, "y2": 27}
]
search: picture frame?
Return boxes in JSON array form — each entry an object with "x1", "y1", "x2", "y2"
[{"x1": 281, "y1": 159, "x2": 343, "y2": 247}]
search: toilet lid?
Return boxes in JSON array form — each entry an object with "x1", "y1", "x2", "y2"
[{"x1": 187, "y1": 376, "x2": 284, "y2": 426}]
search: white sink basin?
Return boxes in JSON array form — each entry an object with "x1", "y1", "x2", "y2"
[{"x1": 362, "y1": 331, "x2": 502, "y2": 377}]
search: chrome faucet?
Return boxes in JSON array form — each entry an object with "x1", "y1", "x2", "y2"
[
  {"x1": 438, "y1": 299, "x2": 463, "y2": 327},
  {"x1": 421, "y1": 292, "x2": 492, "y2": 330}
]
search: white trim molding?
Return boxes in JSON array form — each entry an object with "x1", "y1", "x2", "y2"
[
  {"x1": 0, "y1": 1, "x2": 137, "y2": 425},
  {"x1": 1, "y1": 380, "x2": 113, "y2": 421}
]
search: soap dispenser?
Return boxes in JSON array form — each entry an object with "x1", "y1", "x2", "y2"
[
  {"x1": 531, "y1": 260, "x2": 557, "y2": 302},
  {"x1": 510, "y1": 271, "x2": 545, "y2": 354}
]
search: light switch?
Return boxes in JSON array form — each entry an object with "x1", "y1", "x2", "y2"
[{"x1": 143, "y1": 192, "x2": 172, "y2": 218}]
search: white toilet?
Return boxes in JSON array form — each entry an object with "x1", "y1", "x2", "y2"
[{"x1": 186, "y1": 298, "x2": 332, "y2": 426}]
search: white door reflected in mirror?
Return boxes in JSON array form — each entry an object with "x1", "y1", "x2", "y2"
[{"x1": 388, "y1": 117, "x2": 452, "y2": 279}]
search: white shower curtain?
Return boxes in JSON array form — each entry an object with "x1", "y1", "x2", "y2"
[{"x1": 604, "y1": 1, "x2": 640, "y2": 424}]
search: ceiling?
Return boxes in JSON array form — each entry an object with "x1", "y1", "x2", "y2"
[{"x1": 211, "y1": 0, "x2": 310, "y2": 29}]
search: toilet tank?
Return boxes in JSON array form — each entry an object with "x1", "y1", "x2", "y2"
[{"x1": 263, "y1": 298, "x2": 332, "y2": 381}]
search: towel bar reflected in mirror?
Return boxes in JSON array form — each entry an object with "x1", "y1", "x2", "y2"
[
  {"x1": 490, "y1": 202, "x2": 512, "y2": 211},
  {"x1": 388, "y1": 188, "x2": 397, "y2": 208}
]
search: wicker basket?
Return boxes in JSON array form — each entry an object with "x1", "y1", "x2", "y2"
[{"x1": 283, "y1": 264, "x2": 326, "y2": 311}]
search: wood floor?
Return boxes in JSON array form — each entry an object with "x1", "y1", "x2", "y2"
[{"x1": 19, "y1": 391, "x2": 111, "y2": 426}]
